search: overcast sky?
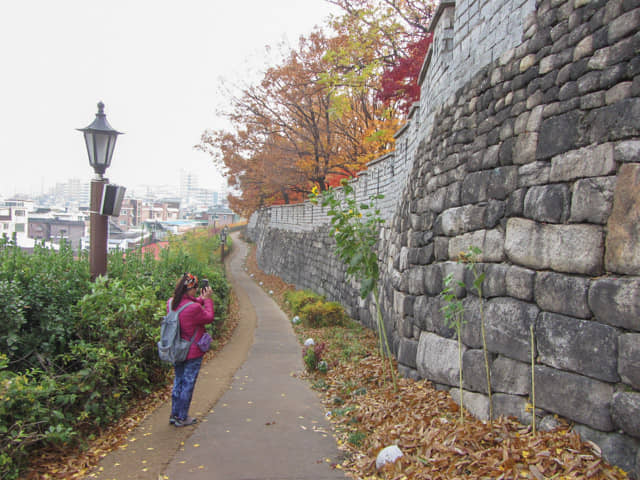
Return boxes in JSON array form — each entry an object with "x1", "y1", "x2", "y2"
[{"x1": 0, "y1": 0, "x2": 338, "y2": 197}]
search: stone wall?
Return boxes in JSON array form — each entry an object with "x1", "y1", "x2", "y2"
[{"x1": 247, "y1": 0, "x2": 640, "y2": 475}]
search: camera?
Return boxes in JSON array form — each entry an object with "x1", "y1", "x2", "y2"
[{"x1": 199, "y1": 279, "x2": 209, "y2": 290}]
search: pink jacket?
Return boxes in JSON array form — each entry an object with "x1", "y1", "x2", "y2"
[{"x1": 167, "y1": 295, "x2": 215, "y2": 360}]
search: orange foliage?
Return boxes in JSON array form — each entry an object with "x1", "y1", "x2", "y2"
[{"x1": 199, "y1": 29, "x2": 396, "y2": 215}]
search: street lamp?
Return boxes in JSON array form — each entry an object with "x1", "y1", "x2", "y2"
[
  {"x1": 220, "y1": 226, "x2": 229, "y2": 267},
  {"x1": 78, "y1": 101, "x2": 123, "y2": 279}
]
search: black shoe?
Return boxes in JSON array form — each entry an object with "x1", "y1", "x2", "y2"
[{"x1": 173, "y1": 416, "x2": 198, "y2": 427}]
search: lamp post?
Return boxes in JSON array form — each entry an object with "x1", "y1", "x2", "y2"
[
  {"x1": 78, "y1": 102, "x2": 123, "y2": 280},
  {"x1": 220, "y1": 226, "x2": 228, "y2": 268}
]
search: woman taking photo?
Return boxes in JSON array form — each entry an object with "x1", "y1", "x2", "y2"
[{"x1": 167, "y1": 272, "x2": 214, "y2": 427}]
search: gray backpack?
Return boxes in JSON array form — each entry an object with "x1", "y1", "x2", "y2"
[{"x1": 158, "y1": 302, "x2": 196, "y2": 363}]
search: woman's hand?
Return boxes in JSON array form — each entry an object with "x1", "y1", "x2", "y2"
[{"x1": 201, "y1": 286, "x2": 213, "y2": 299}]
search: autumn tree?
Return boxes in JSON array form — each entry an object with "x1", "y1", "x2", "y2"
[
  {"x1": 326, "y1": 0, "x2": 435, "y2": 112},
  {"x1": 199, "y1": 1, "x2": 436, "y2": 214},
  {"x1": 199, "y1": 29, "x2": 396, "y2": 213}
]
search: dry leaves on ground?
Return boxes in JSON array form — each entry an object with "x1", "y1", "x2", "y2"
[{"x1": 244, "y1": 242, "x2": 629, "y2": 480}]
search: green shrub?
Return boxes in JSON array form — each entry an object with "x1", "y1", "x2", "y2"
[
  {"x1": 300, "y1": 301, "x2": 345, "y2": 328},
  {"x1": 0, "y1": 353, "x2": 79, "y2": 479},
  {"x1": 284, "y1": 289, "x2": 324, "y2": 314},
  {"x1": 0, "y1": 228, "x2": 230, "y2": 479},
  {"x1": 0, "y1": 240, "x2": 90, "y2": 370},
  {"x1": 108, "y1": 232, "x2": 229, "y2": 325}
]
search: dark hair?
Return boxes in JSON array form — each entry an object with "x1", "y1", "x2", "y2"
[{"x1": 171, "y1": 273, "x2": 195, "y2": 310}]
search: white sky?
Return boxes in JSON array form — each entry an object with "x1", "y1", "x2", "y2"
[{"x1": 0, "y1": 0, "x2": 338, "y2": 197}]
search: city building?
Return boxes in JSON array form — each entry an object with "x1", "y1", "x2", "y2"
[
  {"x1": 1, "y1": 174, "x2": 232, "y2": 253},
  {"x1": 53, "y1": 178, "x2": 90, "y2": 208},
  {"x1": 200, "y1": 206, "x2": 238, "y2": 228},
  {"x1": 28, "y1": 217, "x2": 85, "y2": 251},
  {"x1": 0, "y1": 199, "x2": 34, "y2": 246}
]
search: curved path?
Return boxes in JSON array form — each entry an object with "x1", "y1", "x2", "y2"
[{"x1": 91, "y1": 233, "x2": 345, "y2": 480}]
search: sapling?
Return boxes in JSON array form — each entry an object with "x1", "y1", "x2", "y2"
[
  {"x1": 310, "y1": 180, "x2": 396, "y2": 390},
  {"x1": 458, "y1": 245, "x2": 493, "y2": 423},
  {"x1": 530, "y1": 324, "x2": 536, "y2": 434},
  {"x1": 441, "y1": 272, "x2": 466, "y2": 423}
]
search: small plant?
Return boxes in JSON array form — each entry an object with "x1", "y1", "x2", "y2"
[
  {"x1": 332, "y1": 405, "x2": 356, "y2": 417},
  {"x1": 440, "y1": 272, "x2": 466, "y2": 423},
  {"x1": 338, "y1": 378, "x2": 359, "y2": 397},
  {"x1": 333, "y1": 327, "x2": 368, "y2": 363},
  {"x1": 312, "y1": 378, "x2": 329, "y2": 391},
  {"x1": 303, "y1": 341, "x2": 327, "y2": 372},
  {"x1": 530, "y1": 324, "x2": 536, "y2": 434},
  {"x1": 458, "y1": 245, "x2": 492, "y2": 424},
  {"x1": 317, "y1": 360, "x2": 329, "y2": 373},
  {"x1": 348, "y1": 431, "x2": 367, "y2": 447}
]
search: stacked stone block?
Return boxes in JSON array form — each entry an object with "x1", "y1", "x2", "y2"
[{"x1": 247, "y1": 0, "x2": 640, "y2": 475}]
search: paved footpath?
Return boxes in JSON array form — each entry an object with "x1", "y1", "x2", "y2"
[{"x1": 163, "y1": 234, "x2": 347, "y2": 479}]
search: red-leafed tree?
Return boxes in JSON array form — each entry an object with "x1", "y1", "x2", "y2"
[{"x1": 376, "y1": 33, "x2": 433, "y2": 113}]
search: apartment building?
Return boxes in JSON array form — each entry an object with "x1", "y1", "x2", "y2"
[
  {"x1": 0, "y1": 199, "x2": 34, "y2": 245},
  {"x1": 28, "y1": 217, "x2": 85, "y2": 251}
]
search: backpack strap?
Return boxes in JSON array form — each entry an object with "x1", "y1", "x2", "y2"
[
  {"x1": 172, "y1": 301, "x2": 195, "y2": 315},
  {"x1": 174, "y1": 301, "x2": 198, "y2": 343}
]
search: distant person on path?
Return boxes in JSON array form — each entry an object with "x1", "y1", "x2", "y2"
[{"x1": 167, "y1": 273, "x2": 214, "y2": 427}]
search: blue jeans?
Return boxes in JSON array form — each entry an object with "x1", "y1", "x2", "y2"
[{"x1": 171, "y1": 357, "x2": 203, "y2": 420}]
